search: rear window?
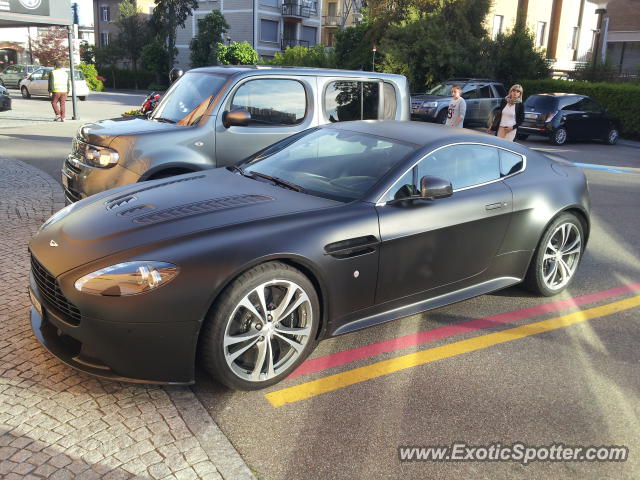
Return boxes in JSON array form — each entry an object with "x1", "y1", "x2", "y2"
[{"x1": 524, "y1": 95, "x2": 558, "y2": 112}]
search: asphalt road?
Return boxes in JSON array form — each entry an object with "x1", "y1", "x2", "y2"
[{"x1": 2, "y1": 91, "x2": 640, "y2": 479}]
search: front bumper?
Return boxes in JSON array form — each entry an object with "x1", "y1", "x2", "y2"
[
  {"x1": 62, "y1": 155, "x2": 140, "y2": 203},
  {"x1": 0, "y1": 95, "x2": 10, "y2": 111},
  {"x1": 410, "y1": 106, "x2": 438, "y2": 122},
  {"x1": 29, "y1": 271, "x2": 199, "y2": 384}
]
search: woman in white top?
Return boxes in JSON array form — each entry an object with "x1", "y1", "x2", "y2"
[{"x1": 487, "y1": 84, "x2": 525, "y2": 141}]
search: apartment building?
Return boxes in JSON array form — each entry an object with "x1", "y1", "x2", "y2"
[
  {"x1": 487, "y1": 0, "x2": 603, "y2": 73},
  {"x1": 174, "y1": 0, "x2": 322, "y2": 67},
  {"x1": 93, "y1": 0, "x2": 155, "y2": 49},
  {"x1": 604, "y1": 0, "x2": 640, "y2": 75},
  {"x1": 321, "y1": 0, "x2": 364, "y2": 47}
]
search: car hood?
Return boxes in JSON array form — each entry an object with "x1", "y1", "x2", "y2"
[
  {"x1": 77, "y1": 118, "x2": 180, "y2": 147},
  {"x1": 30, "y1": 168, "x2": 342, "y2": 275},
  {"x1": 410, "y1": 94, "x2": 447, "y2": 102}
]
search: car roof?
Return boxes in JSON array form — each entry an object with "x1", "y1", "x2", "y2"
[
  {"x1": 320, "y1": 120, "x2": 506, "y2": 147},
  {"x1": 446, "y1": 78, "x2": 501, "y2": 83},
  {"x1": 189, "y1": 65, "x2": 406, "y2": 81},
  {"x1": 529, "y1": 93, "x2": 583, "y2": 97}
]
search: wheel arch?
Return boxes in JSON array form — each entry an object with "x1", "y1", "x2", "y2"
[{"x1": 139, "y1": 162, "x2": 203, "y2": 181}]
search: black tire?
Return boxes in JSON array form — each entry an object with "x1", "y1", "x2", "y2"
[
  {"x1": 200, "y1": 261, "x2": 320, "y2": 390},
  {"x1": 523, "y1": 213, "x2": 585, "y2": 297},
  {"x1": 79, "y1": 96, "x2": 86, "y2": 101},
  {"x1": 515, "y1": 133, "x2": 529, "y2": 140},
  {"x1": 550, "y1": 127, "x2": 568, "y2": 145},
  {"x1": 21, "y1": 86, "x2": 30, "y2": 99},
  {"x1": 604, "y1": 127, "x2": 619, "y2": 145},
  {"x1": 436, "y1": 108, "x2": 448, "y2": 125}
]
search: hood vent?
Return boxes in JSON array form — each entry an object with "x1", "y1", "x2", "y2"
[
  {"x1": 116, "y1": 204, "x2": 156, "y2": 217},
  {"x1": 105, "y1": 195, "x2": 136, "y2": 210},
  {"x1": 132, "y1": 194, "x2": 274, "y2": 225}
]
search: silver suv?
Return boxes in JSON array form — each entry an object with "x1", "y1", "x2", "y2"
[
  {"x1": 62, "y1": 66, "x2": 410, "y2": 202},
  {"x1": 0, "y1": 64, "x2": 38, "y2": 88},
  {"x1": 411, "y1": 78, "x2": 506, "y2": 126}
]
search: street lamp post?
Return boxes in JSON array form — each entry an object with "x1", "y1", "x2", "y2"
[
  {"x1": 372, "y1": 45, "x2": 377, "y2": 72},
  {"x1": 591, "y1": 1, "x2": 609, "y2": 76}
]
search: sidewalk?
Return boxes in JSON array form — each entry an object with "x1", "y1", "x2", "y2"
[{"x1": 0, "y1": 157, "x2": 255, "y2": 480}]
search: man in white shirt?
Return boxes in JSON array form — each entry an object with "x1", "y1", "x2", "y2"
[{"x1": 445, "y1": 85, "x2": 466, "y2": 128}]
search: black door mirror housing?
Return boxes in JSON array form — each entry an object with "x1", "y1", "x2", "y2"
[
  {"x1": 222, "y1": 108, "x2": 251, "y2": 128},
  {"x1": 420, "y1": 175, "x2": 453, "y2": 200}
]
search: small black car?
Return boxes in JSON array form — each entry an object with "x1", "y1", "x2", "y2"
[
  {"x1": 519, "y1": 93, "x2": 619, "y2": 145},
  {"x1": 0, "y1": 85, "x2": 11, "y2": 111}
]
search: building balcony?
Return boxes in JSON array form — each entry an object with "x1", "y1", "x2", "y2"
[
  {"x1": 281, "y1": 38, "x2": 310, "y2": 50},
  {"x1": 282, "y1": 2, "x2": 311, "y2": 18},
  {"x1": 323, "y1": 15, "x2": 341, "y2": 27}
]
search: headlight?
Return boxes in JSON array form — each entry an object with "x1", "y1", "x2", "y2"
[
  {"x1": 422, "y1": 101, "x2": 438, "y2": 108},
  {"x1": 38, "y1": 203, "x2": 77, "y2": 233},
  {"x1": 84, "y1": 145, "x2": 119, "y2": 168},
  {"x1": 75, "y1": 261, "x2": 179, "y2": 296}
]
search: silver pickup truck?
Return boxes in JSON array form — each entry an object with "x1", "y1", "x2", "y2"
[{"x1": 62, "y1": 66, "x2": 410, "y2": 203}]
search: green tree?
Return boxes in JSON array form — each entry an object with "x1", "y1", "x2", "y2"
[
  {"x1": 190, "y1": 10, "x2": 229, "y2": 67},
  {"x1": 116, "y1": 0, "x2": 150, "y2": 89},
  {"x1": 334, "y1": 21, "x2": 376, "y2": 71},
  {"x1": 152, "y1": 0, "x2": 199, "y2": 68},
  {"x1": 79, "y1": 42, "x2": 95, "y2": 64},
  {"x1": 31, "y1": 27, "x2": 69, "y2": 66},
  {"x1": 217, "y1": 41, "x2": 259, "y2": 65},
  {"x1": 487, "y1": 28, "x2": 550, "y2": 87},
  {"x1": 141, "y1": 40, "x2": 171, "y2": 86},
  {"x1": 77, "y1": 63, "x2": 104, "y2": 91},
  {"x1": 268, "y1": 45, "x2": 336, "y2": 68},
  {"x1": 95, "y1": 42, "x2": 123, "y2": 88}
]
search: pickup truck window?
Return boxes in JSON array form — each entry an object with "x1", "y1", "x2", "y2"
[
  {"x1": 325, "y1": 81, "x2": 380, "y2": 122},
  {"x1": 231, "y1": 79, "x2": 306, "y2": 126},
  {"x1": 151, "y1": 72, "x2": 228, "y2": 126}
]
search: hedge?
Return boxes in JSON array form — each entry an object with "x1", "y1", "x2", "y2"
[
  {"x1": 96, "y1": 68, "x2": 160, "y2": 90},
  {"x1": 519, "y1": 79, "x2": 640, "y2": 139}
]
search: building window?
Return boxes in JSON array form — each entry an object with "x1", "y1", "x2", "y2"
[
  {"x1": 570, "y1": 26, "x2": 579, "y2": 50},
  {"x1": 302, "y1": 26, "x2": 317, "y2": 46},
  {"x1": 260, "y1": 19, "x2": 279, "y2": 43},
  {"x1": 100, "y1": 32, "x2": 109, "y2": 46},
  {"x1": 492, "y1": 15, "x2": 503, "y2": 40},
  {"x1": 260, "y1": 0, "x2": 278, "y2": 7},
  {"x1": 535, "y1": 21, "x2": 547, "y2": 47},
  {"x1": 101, "y1": 6, "x2": 110, "y2": 22}
]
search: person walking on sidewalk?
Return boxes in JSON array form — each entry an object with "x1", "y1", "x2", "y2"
[
  {"x1": 48, "y1": 61, "x2": 71, "y2": 122},
  {"x1": 445, "y1": 85, "x2": 466, "y2": 128}
]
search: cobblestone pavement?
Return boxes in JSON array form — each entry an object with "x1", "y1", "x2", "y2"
[{"x1": 0, "y1": 158, "x2": 255, "y2": 480}]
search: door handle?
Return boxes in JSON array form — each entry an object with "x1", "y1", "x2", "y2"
[{"x1": 485, "y1": 202, "x2": 508, "y2": 211}]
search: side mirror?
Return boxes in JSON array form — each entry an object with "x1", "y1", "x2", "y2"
[
  {"x1": 420, "y1": 175, "x2": 453, "y2": 200},
  {"x1": 222, "y1": 108, "x2": 251, "y2": 128}
]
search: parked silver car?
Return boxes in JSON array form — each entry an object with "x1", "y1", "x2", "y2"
[
  {"x1": 62, "y1": 66, "x2": 410, "y2": 203},
  {"x1": 20, "y1": 67, "x2": 90, "y2": 100},
  {"x1": 0, "y1": 64, "x2": 38, "y2": 88}
]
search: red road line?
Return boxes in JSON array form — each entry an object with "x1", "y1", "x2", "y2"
[{"x1": 289, "y1": 282, "x2": 640, "y2": 379}]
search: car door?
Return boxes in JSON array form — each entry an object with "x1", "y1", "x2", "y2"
[
  {"x1": 559, "y1": 96, "x2": 588, "y2": 139},
  {"x1": 374, "y1": 143, "x2": 513, "y2": 304},
  {"x1": 214, "y1": 76, "x2": 315, "y2": 167},
  {"x1": 576, "y1": 97, "x2": 608, "y2": 139},
  {"x1": 27, "y1": 68, "x2": 45, "y2": 95},
  {"x1": 476, "y1": 84, "x2": 495, "y2": 125},
  {"x1": 461, "y1": 84, "x2": 479, "y2": 123}
]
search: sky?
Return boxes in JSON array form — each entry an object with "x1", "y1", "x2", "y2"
[{"x1": 74, "y1": 0, "x2": 94, "y2": 27}]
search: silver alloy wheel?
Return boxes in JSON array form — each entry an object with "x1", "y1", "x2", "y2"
[
  {"x1": 223, "y1": 279, "x2": 313, "y2": 382},
  {"x1": 608, "y1": 129, "x2": 618, "y2": 144},
  {"x1": 541, "y1": 222, "x2": 582, "y2": 291},
  {"x1": 554, "y1": 128, "x2": 567, "y2": 144}
]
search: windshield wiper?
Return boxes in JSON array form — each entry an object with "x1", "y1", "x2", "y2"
[
  {"x1": 247, "y1": 171, "x2": 303, "y2": 192},
  {"x1": 153, "y1": 117, "x2": 176, "y2": 124},
  {"x1": 228, "y1": 165, "x2": 252, "y2": 177}
]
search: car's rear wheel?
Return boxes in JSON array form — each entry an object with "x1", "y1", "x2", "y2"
[
  {"x1": 200, "y1": 262, "x2": 320, "y2": 390},
  {"x1": 524, "y1": 213, "x2": 584, "y2": 296},
  {"x1": 604, "y1": 127, "x2": 619, "y2": 145},
  {"x1": 550, "y1": 127, "x2": 567, "y2": 145},
  {"x1": 79, "y1": 96, "x2": 86, "y2": 101},
  {"x1": 21, "y1": 86, "x2": 30, "y2": 99},
  {"x1": 436, "y1": 109, "x2": 448, "y2": 125}
]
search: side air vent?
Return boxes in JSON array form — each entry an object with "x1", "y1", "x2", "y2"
[
  {"x1": 116, "y1": 204, "x2": 156, "y2": 217},
  {"x1": 324, "y1": 235, "x2": 379, "y2": 259},
  {"x1": 132, "y1": 194, "x2": 273, "y2": 225},
  {"x1": 105, "y1": 195, "x2": 136, "y2": 210}
]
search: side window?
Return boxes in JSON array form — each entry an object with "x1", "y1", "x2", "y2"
[
  {"x1": 231, "y1": 79, "x2": 306, "y2": 126},
  {"x1": 576, "y1": 98, "x2": 601, "y2": 113},
  {"x1": 560, "y1": 98, "x2": 581, "y2": 111},
  {"x1": 478, "y1": 85, "x2": 493, "y2": 98},
  {"x1": 499, "y1": 149, "x2": 524, "y2": 176},
  {"x1": 382, "y1": 82, "x2": 397, "y2": 120},
  {"x1": 461, "y1": 86, "x2": 478, "y2": 100},
  {"x1": 324, "y1": 80, "x2": 380, "y2": 122},
  {"x1": 493, "y1": 84, "x2": 507, "y2": 97},
  {"x1": 417, "y1": 144, "x2": 501, "y2": 190}
]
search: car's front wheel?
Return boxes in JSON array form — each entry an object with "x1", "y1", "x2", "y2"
[
  {"x1": 436, "y1": 109, "x2": 448, "y2": 124},
  {"x1": 79, "y1": 96, "x2": 86, "y2": 101},
  {"x1": 524, "y1": 213, "x2": 584, "y2": 297},
  {"x1": 200, "y1": 262, "x2": 320, "y2": 390},
  {"x1": 604, "y1": 127, "x2": 619, "y2": 145},
  {"x1": 550, "y1": 127, "x2": 568, "y2": 145},
  {"x1": 21, "y1": 86, "x2": 30, "y2": 99}
]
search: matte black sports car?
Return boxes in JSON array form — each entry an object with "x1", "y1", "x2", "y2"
[{"x1": 29, "y1": 121, "x2": 590, "y2": 390}]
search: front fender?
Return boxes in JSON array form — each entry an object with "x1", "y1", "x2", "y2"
[{"x1": 127, "y1": 146, "x2": 216, "y2": 178}]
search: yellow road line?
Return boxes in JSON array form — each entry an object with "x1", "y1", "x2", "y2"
[{"x1": 265, "y1": 295, "x2": 640, "y2": 407}]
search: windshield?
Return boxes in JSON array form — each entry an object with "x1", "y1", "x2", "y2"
[
  {"x1": 238, "y1": 128, "x2": 417, "y2": 202},
  {"x1": 151, "y1": 72, "x2": 229, "y2": 126},
  {"x1": 427, "y1": 83, "x2": 456, "y2": 96}
]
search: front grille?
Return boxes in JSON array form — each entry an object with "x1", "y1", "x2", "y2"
[
  {"x1": 411, "y1": 100, "x2": 423, "y2": 109},
  {"x1": 65, "y1": 158, "x2": 81, "y2": 174},
  {"x1": 31, "y1": 255, "x2": 81, "y2": 326}
]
